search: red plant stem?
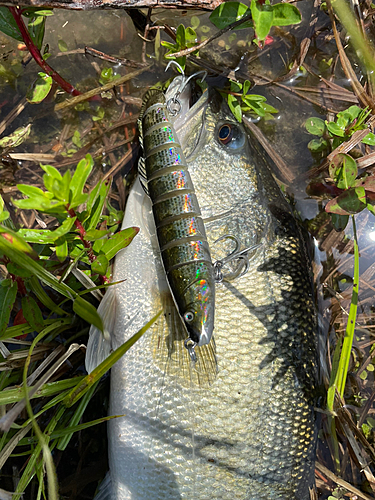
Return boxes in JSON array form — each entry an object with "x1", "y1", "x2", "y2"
[
  {"x1": 68, "y1": 208, "x2": 95, "y2": 261},
  {"x1": 15, "y1": 276, "x2": 27, "y2": 295},
  {"x1": 9, "y1": 6, "x2": 81, "y2": 96},
  {"x1": 67, "y1": 208, "x2": 109, "y2": 284}
]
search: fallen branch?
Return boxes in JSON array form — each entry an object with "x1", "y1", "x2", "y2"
[
  {"x1": 54, "y1": 66, "x2": 149, "y2": 111},
  {"x1": 0, "y1": 0, "x2": 223, "y2": 9}
]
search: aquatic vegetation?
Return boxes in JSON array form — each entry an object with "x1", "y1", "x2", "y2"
[
  {"x1": 0, "y1": 154, "x2": 139, "y2": 498},
  {"x1": 305, "y1": 105, "x2": 375, "y2": 154}
]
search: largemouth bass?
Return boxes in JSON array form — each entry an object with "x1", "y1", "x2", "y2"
[{"x1": 86, "y1": 83, "x2": 318, "y2": 500}]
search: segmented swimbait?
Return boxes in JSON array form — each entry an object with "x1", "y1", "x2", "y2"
[{"x1": 138, "y1": 86, "x2": 215, "y2": 349}]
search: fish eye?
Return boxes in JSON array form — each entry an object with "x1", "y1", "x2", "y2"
[
  {"x1": 218, "y1": 124, "x2": 233, "y2": 144},
  {"x1": 217, "y1": 123, "x2": 245, "y2": 150},
  {"x1": 184, "y1": 311, "x2": 195, "y2": 323}
]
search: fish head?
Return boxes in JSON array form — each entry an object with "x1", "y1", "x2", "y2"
[
  {"x1": 173, "y1": 86, "x2": 247, "y2": 159},
  {"x1": 182, "y1": 277, "x2": 214, "y2": 346}
]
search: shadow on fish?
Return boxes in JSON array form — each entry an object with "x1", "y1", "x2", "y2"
[{"x1": 86, "y1": 67, "x2": 319, "y2": 500}]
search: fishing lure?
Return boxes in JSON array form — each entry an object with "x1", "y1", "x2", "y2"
[{"x1": 138, "y1": 65, "x2": 215, "y2": 360}]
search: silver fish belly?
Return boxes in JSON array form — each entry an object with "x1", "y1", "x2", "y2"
[{"x1": 138, "y1": 89, "x2": 215, "y2": 347}]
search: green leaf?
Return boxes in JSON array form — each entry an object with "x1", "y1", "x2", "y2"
[
  {"x1": 7, "y1": 262, "x2": 33, "y2": 277},
  {"x1": 14, "y1": 197, "x2": 67, "y2": 213},
  {"x1": 175, "y1": 24, "x2": 185, "y2": 48},
  {"x1": 330, "y1": 213, "x2": 349, "y2": 231},
  {"x1": 18, "y1": 216, "x2": 77, "y2": 243},
  {"x1": 325, "y1": 187, "x2": 366, "y2": 215},
  {"x1": 0, "y1": 195, "x2": 9, "y2": 223},
  {"x1": 251, "y1": 0, "x2": 273, "y2": 41},
  {"x1": 0, "y1": 210, "x2": 9, "y2": 223},
  {"x1": 85, "y1": 229, "x2": 110, "y2": 241},
  {"x1": 345, "y1": 105, "x2": 362, "y2": 121},
  {"x1": 0, "y1": 124, "x2": 32, "y2": 148},
  {"x1": 0, "y1": 280, "x2": 18, "y2": 337},
  {"x1": 307, "y1": 138, "x2": 329, "y2": 152},
  {"x1": 0, "y1": 231, "x2": 103, "y2": 330},
  {"x1": 336, "y1": 114, "x2": 350, "y2": 129},
  {"x1": 0, "y1": 227, "x2": 37, "y2": 257},
  {"x1": 92, "y1": 238, "x2": 105, "y2": 253},
  {"x1": 326, "y1": 121, "x2": 346, "y2": 137},
  {"x1": 185, "y1": 26, "x2": 197, "y2": 47},
  {"x1": 0, "y1": 7, "x2": 23, "y2": 41},
  {"x1": 100, "y1": 227, "x2": 139, "y2": 261},
  {"x1": 29, "y1": 276, "x2": 67, "y2": 316},
  {"x1": 41, "y1": 164, "x2": 62, "y2": 181},
  {"x1": 271, "y1": 3, "x2": 301, "y2": 26},
  {"x1": 209, "y1": 2, "x2": 252, "y2": 30},
  {"x1": 55, "y1": 237, "x2": 68, "y2": 262},
  {"x1": 227, "y1": 94, "x2": 242, "y2": 122},
  {"x1": 242, "y1": 94, "x2": 266, "y2": 102},
  {"x1": 329, "y1": 154, "x2": 357, "y2": 189},
  {"x1": 85, "y1": 179, "x2": 104, "y2": 216},
  {"x1": 72, "y1": 296, "x2": 103, "y2": 332},
  {"x1": 305, "y1": 117, "x2": 326, "y2": 137},
  {"x1": 28, "y1": 14, "x2": 46, "y2": 50},
  {"x1": 362, "y1": 132, "x2": 375, "y2": 145},
  {"x1": 242, "y1": 80, "x2": 251, "y2": 95},
  {"x1": 243, "y1": 98, "x2": 266, "y2": 117},
  {"x1": 91, "y1": 254, "x2": 109, "y2": 275},
  {"x1": 72, "y1": 130, "x2": 82, "y2": 148},
  {"x1": 191, "y1": 15, "x2": 200, "y2": 29},
  {"x1": 106, "y1": 201, "x2": 123, "y2": 226},
  {"x1": 17, "y1": 183, "x2": 52, "y2": 199},
  {"x1": 1, "y1": 318, "x2": 49, "y2": 341},
  {"x1": 58, "y1": 39, "x2": 68, "y2": 52},
  {"x1": 26, "y1": 72, "x2": 53, "y2": 104},
  {"x1": 21, "y1": 295, "x2": 44, "y2": 332},
  {"x1": 230, "y1": 80, "x2": 242, "y2": 93},
  {"x1": 69, "y1": 154, "x2": 94, "y2": 209}
]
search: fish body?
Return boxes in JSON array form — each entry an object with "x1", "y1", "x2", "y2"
[
  {"x1": 87, "y1": 86, "x2": 318, "y2": 500},
  {"x1": 138, "y1": 87, "x2": 215, "y2": 347}
]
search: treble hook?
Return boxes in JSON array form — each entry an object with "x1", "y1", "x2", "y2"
[
  {"x1": 165, "y1": 61, "x2": 207, "y2": 116},
  {"x1": 213, "y1": 235, "x2": 262, "y2": 283},
  {"x1": 184, "y1": 337, "x2": 197, "y2": 363}
]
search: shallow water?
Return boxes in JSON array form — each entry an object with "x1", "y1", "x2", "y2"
[{"x1": 1, "y1": 2, "x2": 375, "y2": 499}]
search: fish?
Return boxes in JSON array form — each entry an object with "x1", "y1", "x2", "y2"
[
  {"x1": 137, "y1": 82, "x2": 215, "y2": 348},
  {"x1": 86, "y1": 81, "x2": 319, "y2": 500}
]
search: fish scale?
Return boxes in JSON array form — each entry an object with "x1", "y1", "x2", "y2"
[{"x1": 87, "y1": 85, "x2": 318, "y2": 500}]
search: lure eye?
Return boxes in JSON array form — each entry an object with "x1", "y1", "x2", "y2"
[
  {"x1": 184, "y1": 311, "x2": 195, "y2": 323},
  {"x1": 217, "y1": 123, "x2": 245, "y2": 150},
  {"x1": 218, "y1": 124, "x2": 233, "y2": 145}
]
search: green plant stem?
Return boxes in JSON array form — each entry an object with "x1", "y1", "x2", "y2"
[
  {"x1": 330, "y1": 0, "x2": 375, "y2": 90},
  {"x1": 336, "y1": 214, "x2": 359, "y2": 395},
  {"x1": 326, "y1": 214, "x2": 359, "y2": 473}
]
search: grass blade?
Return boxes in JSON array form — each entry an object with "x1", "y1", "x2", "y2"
[{"x1": 336, "y1": 215, "x2": 359, "y2": 396}]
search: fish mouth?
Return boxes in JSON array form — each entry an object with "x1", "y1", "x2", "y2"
[{"x1": 168, "y1": 81, "x2": 209, "y2": 151}]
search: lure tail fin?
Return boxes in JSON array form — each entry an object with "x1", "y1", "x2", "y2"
[{"x1": 85, "y1": 289, "x2": 117, "y2": 373}]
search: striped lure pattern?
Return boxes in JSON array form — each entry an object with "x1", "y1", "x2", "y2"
[{"x1": 138, "y1": 89, "x2": 215, "y2": 347}]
